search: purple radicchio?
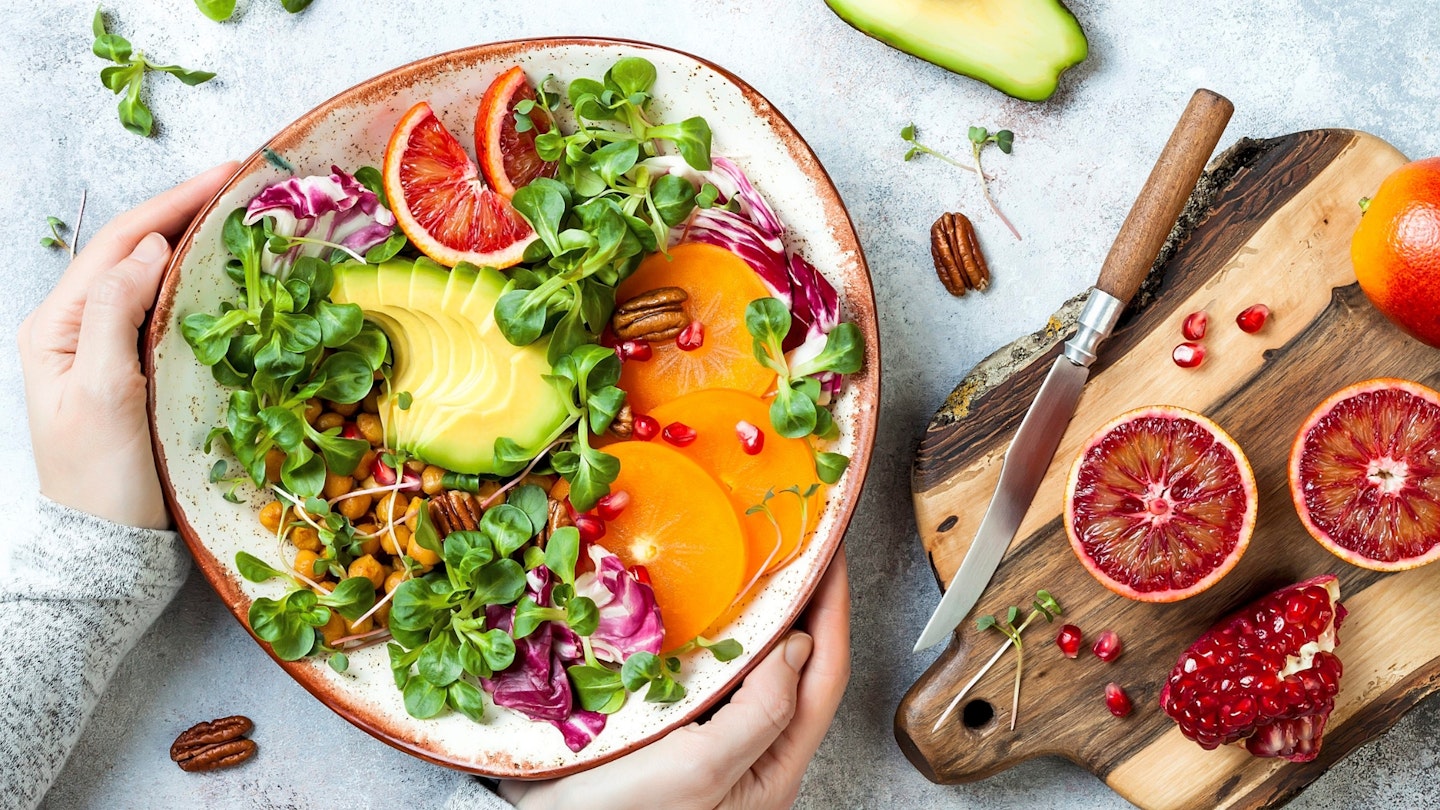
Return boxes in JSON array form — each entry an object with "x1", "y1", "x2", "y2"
[
  {"x1": 243, "y1": 165, "x2": 397, "y2": 276},
  {"x1": 573, "y1": 543, "x2": 664, "y2": 664}
]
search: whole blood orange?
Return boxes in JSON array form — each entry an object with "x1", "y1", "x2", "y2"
[
  {"x1": 1289, "y1": 378, "x2": 1440, "y2": 571},
  {"x1": 616, "y1": 243, "x2": 777, "y2": 415},
  {"x1": 597, "y1": 441, "x2": 747, "y2": 651},
  {"x1": 476, "y1": 66, "x2": 558, "y2": 198},
  {"x1": 649, "y1": 389, "x2": 822, "y2": 586},
  {"x1": 1351, "y1": 157, "x2": 1440, "y2": 346},
  {"x1": 382, "y1": 101, "x2": 535, "y2": 268},
  {"x1": 1065, "y1": 407, "x2": 1256, "y2": 602}
]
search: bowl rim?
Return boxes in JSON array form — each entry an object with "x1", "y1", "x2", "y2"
[{"x1": 143, "y1": 35, "x2": 881, "y2": 779}]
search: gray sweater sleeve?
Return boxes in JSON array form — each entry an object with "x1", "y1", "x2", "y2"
[{"x1": 0, "y1": 496, "x2": 190, "y2": 810}]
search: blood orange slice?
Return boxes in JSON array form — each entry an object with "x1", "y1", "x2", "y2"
[
  {"x1": 476, "y1": 66, "x2": 558, "y2": 198},
  {"x1": 382, "y1": 101, "x2": 535, "y2": 269},
  {"x1": 1065, "y1": 406, "x2": 1256, "y2": 602},
  {"x1": 1289, "y1": 378, "x2": 1440, "y2": 571}
]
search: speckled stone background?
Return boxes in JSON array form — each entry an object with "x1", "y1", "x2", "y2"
[{"x1": 4, "y1": 1, "x2": 1440, "y2": 808}]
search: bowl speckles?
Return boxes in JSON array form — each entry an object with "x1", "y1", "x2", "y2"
[{"x1": 144, "y1": 38, "x2": 879, "y2": 779}]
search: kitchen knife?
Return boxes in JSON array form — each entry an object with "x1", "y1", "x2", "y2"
[{"x1": 913, "y1": 89, "x2": 1235, "y2": 653}]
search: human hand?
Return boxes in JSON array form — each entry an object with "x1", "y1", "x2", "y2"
[
  {"x1": 19, "y1": 162, "x2": 238, "y2": 530},
  {"x1": 501, "y1": 546, "x2": 851, "y2": 810}
]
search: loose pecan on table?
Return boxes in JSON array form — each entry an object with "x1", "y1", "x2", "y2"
[
  {"x1": 930, "y1": 212, "x2": 991, "y2": 296},
  {"x1": 612, "y1": 287, "x2": 690, "y2": 341},
  {"x1": 170, "y1": 716, "x2": 257, "y2": 773}
]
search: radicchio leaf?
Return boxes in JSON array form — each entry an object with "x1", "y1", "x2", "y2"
[
  {"x1": 573, "y1": 544, "x2": 663, "y2": 663},
  {"x1": 243, "y1": 165, "x2": 397, "y2": 276}
]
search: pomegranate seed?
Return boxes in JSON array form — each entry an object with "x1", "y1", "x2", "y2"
[
  {"x1": 1056, "y1": 625, "x2": 1083, "y2": 658},
  {"x1": 371, "y1": 456, "x2": 421, "y2": 491},
  {"x1": 1172, "y1": 342, "x2": 1206, "y2": 368},
  {"x1": 631, "y1": 564, "x2": 652, "y2": 587},
  {"x1": 598, "y1": 326, "x2": 620, "y2": 349},
  {"x1": 632, "y1": 415, "x2": 660, "y2": 441},
  {"x1": 1093, "y1": 630, "x2": 1123, "y2": 662},
  {"x1": 340, "y1": 422, "x2": 363, "y2": 441},
  {"x1": 662, "y1": 421, "x2": 698, "y2": 447},
  {"x1": 596, "y1": 490, "x2": 631, "y2": 521},
  {"x1": 1105, "y1": 683, "x2": 1133, "y2": 717},
  {"x1": 617, "y1": 339, "x2": 653, "y2": 362},
  {"x1": 1182, "y1": 310, "x2": 1209, "y2": 341},
  {"x1": 1236, "y1": 304, "x2": 1270, "y2": 333},
  {"x1": 735, "y1": 420, "x2": 765, "y2": 455},
  {"x1": 676, "y1": 320, "x2": 705, "y2": 351},
  {"x1": 574, "y1": 513, "x2": 606, "y2": 543}
]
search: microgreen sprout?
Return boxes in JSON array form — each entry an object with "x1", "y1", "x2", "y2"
[
  {"x1": 40, "y1": 217, "x2": 70, "y2": 253},
  {"x1": 901, "y1": 122, "x2": 1021, "y2": 241},
  {"x1": 92, "y1": 7, "x2": 216, "y2": 137},
  {"x1": 742, "y1": 484, "x2": 822, "y2": 598},
  {"x1": 932, "y1": 590, "x2": 1061, "y2": 732}
]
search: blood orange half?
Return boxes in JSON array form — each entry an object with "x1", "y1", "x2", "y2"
[
  {"x1": 1065, "y1": 406, "x2": 1257, "y2": 602},
  {"x1": 382, "y1": 101, "x2": 535, "y2": 268},
  {"x1": 476, "y1": 66, "x2": 559, "y2": 198},
  {"x1": 1289, "y1": 378, "x2": 1440, "y2": 571}
]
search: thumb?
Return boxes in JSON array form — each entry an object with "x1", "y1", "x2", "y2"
[{"x1": 72, "y1": 232, "x2": 171, "y2": 385}]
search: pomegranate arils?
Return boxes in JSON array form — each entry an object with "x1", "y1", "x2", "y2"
[
  {"x1": 735, "y1": 420, "x2": 765, "y2": 455},
  {"x1": 341, "y1": 422, "x2": 363, "y2": 441},
  {"x1": 371, "y1": 456, "x2": 421, "y2": 491},
  {"x1": 1172, "y1": 342, "x2": 1206, "y2": 368},
  {"x1": 676, "y1": 321, "x2": 705, "y2": 351},
  {"x1": 1182, "y1": 310, "x2": 1209, "y2": 341},
  {"x1": 574, "y1": 513, "x2": 606, "y2": 543},
  {"x1": 595, "y1": 490, "x2": 630, "y2": 521},
  {"x1": 632, "y1": 415, "x2": 660, "y2": 441},
  {"x1": 618, "y1": 339, "x2": 653, "y2": 362},
  {"x1": 1104, "y1": 683, "x2": 1133, "y2": 717},
  {"x1": 631, "y1": 564, "x2": 652, "y2": 587},
  {"x1": 1160, "y1": 576, "x2": 1345, "y2": 763},
  {"x1": 1236, "y1": 304, "x2": 1270, "y2": 333},
  {"x1": 1092, "y1": 630, "x2": 1123, "y2": 662},
  {"x1": 662, "y1": 421, "x2": 697, "y2": 447},
  {"x1": 1055, "y1": 625, "x2": 1083, "y2": 658}
]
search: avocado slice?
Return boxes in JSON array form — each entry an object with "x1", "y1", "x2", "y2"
[
  {"x1": 825, "y1": 0, "x2": 1087, "y2": 102},
  {"x1": 330, "y1": 258, "x2": 573, "y2": 474}
]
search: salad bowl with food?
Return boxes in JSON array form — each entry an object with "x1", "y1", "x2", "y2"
[{"x1": 145, "y1": 38, "x2": 878, "y2": 777}]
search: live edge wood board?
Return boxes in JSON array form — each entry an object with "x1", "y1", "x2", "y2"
[{"x1": 895, "y1": 129, "x2": 1440, "y2": 810}]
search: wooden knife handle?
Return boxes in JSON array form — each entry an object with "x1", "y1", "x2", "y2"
[{"x1": 1095, "y1": 89, "x2": 1234, "y2": 306}]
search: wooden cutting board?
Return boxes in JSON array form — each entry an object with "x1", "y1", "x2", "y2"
[{"x1": 894, "y1": 129, "x2": 1440, "y2": 810}]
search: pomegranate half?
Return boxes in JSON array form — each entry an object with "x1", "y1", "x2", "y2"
[{"x1": 1160, "y1": 575, "x2": 1346, "y2": 762}]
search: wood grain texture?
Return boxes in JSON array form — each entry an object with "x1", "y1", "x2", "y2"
[{"x1": 896, "y1": 130, "x2": 1436, "y2": 810}]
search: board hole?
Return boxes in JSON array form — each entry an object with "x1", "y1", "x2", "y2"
[{"x1": 961, "y1": 699, "x2": 994, "y2": 729}]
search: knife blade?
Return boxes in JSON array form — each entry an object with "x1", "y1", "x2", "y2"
[{"x1": 911, "y1": 88, "x2": 1235, "y2": 653}]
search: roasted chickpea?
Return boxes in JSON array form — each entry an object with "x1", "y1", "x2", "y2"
[
  {"x1": 320, "y1": 612, "x2": 346, "y2": 645},
  {"x1": 348, "y1": 554, "x2": 387, "y2": 589},
  {"x1": 313, "y1": 580, "x2": 336, "y2": 593},
  {"x1": 263, "y1": 448, "x2": 286, "y2": 483},
  {"x1": 377, "y1": 491, "x2": 409, "y2": 524},
  {"x1": 329, "y1": 399, "x2": 360, "y2": 417},
  {"x1": 356, "y1": 413, "x2": 384, "y2": 447},
  {"x1": 362, "y1": 389, "x2": 381, "y2": 414},
  {"x1": 304, "y1": 398, "x2": 323, "y2": 425},
  {"x1": 381, "y1": 524, "x2": 411, "y2": 557},
  {"x1": 345, "y1": 614, "x2": 374, "y2": 636},
  {"x1": 357, "y1": 530, "x2": 381, "y2": 557},
  {"x1": 421, "y1": 465, "x2": 446, "y2": 496},
  {"x1": 316, "y1": 411, "x2": 346, "y2": 431},
  {"x1": 405, "y1": 458, "x2": 426, "y2": 475},
  {"x1": 323, "y1": 471, "x2": 353, "y2": 500},
  {"x1": 375, "y1": 601, "x2": 391, "y2": 628},
  {"x1": 291, "y1": 526, "x2": 322, "y2": 552},
  {"x1": 476, "y1": 479, "x2": 503, "y2": 501},
  {"x1": 404, "y1": 496, "x2": 424, "y2": 523},
  {"x1": 521, "y1": 473, "x2": 557, "y2": 492},
  {"x1": 294, "y1": 549, "x2": 322, "y2": 579},
  {"x1": 338, "y1": 492, "x2": 372, "y2": 522},
  {"x1": 384, "y1": 569, "x2": 407, "y2": 594},
  {"x1": 259, "y1": 500, "x2": 285, "y2": 533},
  {"x1": 407, "y1": 534, "x2": 441, "y2": 567},
  {"x1": 352, "y1": 450, "x2": 377, "y2": 479}
]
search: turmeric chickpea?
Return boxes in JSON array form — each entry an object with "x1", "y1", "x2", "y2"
[
  {"x1": 323, "y1": 471, "x2": 353, "y2": 500},
  {"x1": 345, "y1": 614, "x2": 374, "y2": 636},
  {"x1": 320, "y1": 612, "x2": 346, "y2": 646},
  {"x1": 404, "y1": 496, "x2": 424, "y2": 523},
  {"x1": 264, "y1": 448, "x2": 286, "y2": 483},
  {"x1": 356, "y1": 413, "x2": 384, "y2": 447},
  {"x1": 316, "y1": 412, "x2": 346, "y2": 431},
  {"x1": 338, "y1": 492, "x2": 372, "y2": 521},
  {"x1": 294, "y1": 549, "x2": 322, "y2": 579},
  {"x1": 304, "y1": 398, "x2": 323, "y2": 425},
  {"x1": 362, "y1": 389, "x2": 381, "y2": 414},
  {"x1": 329, "y1": 399, "x2": 360, "y2": 417},
  {"x1": 313, "y1": 580, "x2": 335, "y2": 593},
  {"x1": 348, "y1": 554, "x2": 387, "y2": 590},
  {"x1": 381, "y1": 524, "x2": 411, "y2": 557},
  {"x1": 421, "y1": 465, "x2": 446, "y2": 496},
  {"x1": 384, "y1": 569, "x2": 407, "y2": 593},
  {"x1": 476, "y1": 479, "x2": 502, "y2": 501},
  {"x1": 352, "y1": 450, "x2": 377, "y2": 479},
  {"x1": 377, "y1": 491, "x2": 409, "y2": 524},
  {"x1": 291, "y1": 526, "x2": 322, "y2": 552},
  {"x1": 375, "y1": 601, "x2": 391, "y2": 628},
  {"x1": 407, "y1": 534, "x2": 441, "y2": 567},
  {"x1": 405, "y1": 458, "x2": 426, "y2": 475},
  {"x1": 259, "y1": 500, "x2": 285, "y2": 533},
  {"x1": 521, "y1": 473, "x2": 556, "y2": 492},
  {"x1": 357, "y1": 530, "x2": 381, "y2": 557}
]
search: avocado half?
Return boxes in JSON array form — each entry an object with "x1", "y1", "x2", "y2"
[
  {"x1": 825, "y1": 0, "x2": 1088, "y2": 102},
  {"x1": 330, "y1": 258, "x2": 572, "y2": 474}
]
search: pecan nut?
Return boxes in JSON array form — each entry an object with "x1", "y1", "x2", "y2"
[
  {"x1": 432, "y1": 490, "x2": 481, "y2": 538},
  {"x1": 171, "y1": 716, "x2": 256, "y2": 773},
  {"x1": 930, "y1": 212, "x2": 991, "y2": 296},
  {"x1": 613, "y1": 287, "x2": 690, "y2": 341},
  {"x1": 541, "y1": 497, "x2": 575, "y2": 546},
  {"x1": 608, "y1": 403, "x2": 634, "y2": 439}
]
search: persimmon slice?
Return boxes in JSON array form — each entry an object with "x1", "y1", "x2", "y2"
[
  {"x1": 616, "y1": 243, "x2": 777, "y2": 414},
  {"x1": 597, "y1": 441, "x2": 747, "y2": 651},
  {"x1": 649, "y1": 389, "x2": 822, "y2": 584}
]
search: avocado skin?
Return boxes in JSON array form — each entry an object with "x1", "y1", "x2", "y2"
[{"x1": 825, "y1": 0, "x2": 1088, "y2": 102}]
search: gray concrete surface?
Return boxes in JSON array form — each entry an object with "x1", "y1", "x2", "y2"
[{"x1": 4, "y1": 1, "x2": 1440, "y2": 807}]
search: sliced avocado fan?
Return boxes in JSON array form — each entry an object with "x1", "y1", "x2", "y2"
[
  {"x1": 330, "y1": 258, "x2": 573, "y2": 474},
  {"x1": 825, "y1": 0, "x2": 1088, "y2": 102}
]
